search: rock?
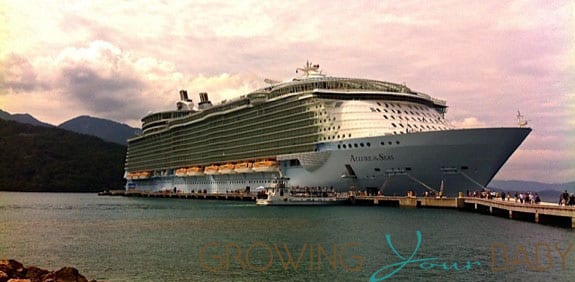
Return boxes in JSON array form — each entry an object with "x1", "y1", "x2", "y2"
[
  {"x1": 23, "y1": 267, "x2": 48, "y2": 282},
  {"x1": 0, "y1": 261, "x2": 93, "y2": 282},
  {"x1": 53, "y1": 267, "x2": 88, "y2": 282},
  {"x1": 0, "y1": 260, "x2": 25, "y2": 278},
  {"x1": 0, "y1": 271, "x2": 8, "y2": 282}
]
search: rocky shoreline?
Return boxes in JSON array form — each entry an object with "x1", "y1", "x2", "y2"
[{"x1": 0, "y1": 260, "x2": 96, "y2": 282}]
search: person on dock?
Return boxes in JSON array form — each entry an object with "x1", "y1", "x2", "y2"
[
  {"x1": 568, "y1": 193, "x2": 575, "y2": 206},
  {"x1": 534, "y1": 193, "x2": 541, "y2": 204},
  {"x1": 559, "y1": 190, "x2": 569, "y2": 206}
]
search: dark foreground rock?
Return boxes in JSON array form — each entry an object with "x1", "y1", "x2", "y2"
[{"x1": 0, "y1": 260, "x2": 96, "y2": 282}]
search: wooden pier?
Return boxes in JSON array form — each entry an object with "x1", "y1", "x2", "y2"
[
  {"x1": 462, "y1": 197, "x2": 575, "y2": 228},
  {"x1": 99, "y1": 190, "x2": 575, "y2": 228}
]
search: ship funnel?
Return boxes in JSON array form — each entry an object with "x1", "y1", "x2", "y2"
[
  {"x1": 179, "y1": 90, "x2": 190, "y2": 101},
  {"x1": 198, "y1": 92, "x2": 213, "y2": 110},
  {"x1": 176, "y1": 89, "x2": 195, "y2": 111}
]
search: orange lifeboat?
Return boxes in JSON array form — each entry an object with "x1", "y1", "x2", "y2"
[
  {"x1": 218, "y1": 163, "x2": 236, "y2": 174},
  {"x1": 234, "y1": 162, "x2": 253, "y2": 173},
  {"x1": 186, "y1": 166, "x2": 204, "y2": 176},
  {"x1": 252, "y1": 160, "x2": 278, "y2": 172},
  {"x1": 204, "y1": 164, "x2": 220, "y2": 175},
  {"x1": 140, "y1": 171, "x2": 151, "y2": 179},
  {"x1": 175, "y1": 168, "x2": 187, "y2": 177}
]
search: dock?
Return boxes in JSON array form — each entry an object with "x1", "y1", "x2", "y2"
[
  {"x1": 98, "y1": 189, "x2": 256, "y2": 201},
  {"x1": 99, "y1": 190, "x2": 575, "y2": 228}
]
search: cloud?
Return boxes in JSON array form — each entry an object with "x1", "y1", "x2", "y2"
[
  {"x1": 451, "y1": 117, "x2": 487, "y2": 128},
  {"x1": 1, "y1": 1, "x2": 573, "y2": 183},
  {"x1": 1, "y1": 54, "x2": 39, "y2": 92}
]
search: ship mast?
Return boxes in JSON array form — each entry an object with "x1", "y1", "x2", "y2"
[{"x1": 296, "y1": 61, "x2": 325, "y2": 78}]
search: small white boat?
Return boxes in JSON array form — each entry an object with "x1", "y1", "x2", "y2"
[{"x1": 256, "y1": 179, "x2": 347, "y2": 206}]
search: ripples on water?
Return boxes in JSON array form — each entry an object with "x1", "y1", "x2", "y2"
[{"x1": 0, "y1": 192, "x2": 573, "y2": 281}]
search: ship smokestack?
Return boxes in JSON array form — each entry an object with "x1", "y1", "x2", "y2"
[
  {"x1": 176, "y1": 89, "x2": 194, "y2": 111},
  {"x1": 179, "y1": 90, "x2": 190, "y2": 101},
  {"x1": 198, "y1": 92, "x2": 213, "y2": 110}
]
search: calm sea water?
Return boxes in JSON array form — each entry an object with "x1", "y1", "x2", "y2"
[{"x1": 0, "y1": 192, "x2": 573, "y2": 281}]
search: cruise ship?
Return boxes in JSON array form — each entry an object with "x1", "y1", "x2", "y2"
[{"x1": 124, "y1": 62, "x2": 531, "y2": 196}]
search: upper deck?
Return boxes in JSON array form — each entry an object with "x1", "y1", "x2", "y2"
[{"x1": 134, "y1": 65, "x2": 447, "y2": 140}]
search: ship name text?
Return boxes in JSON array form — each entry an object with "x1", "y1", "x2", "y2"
[{"x1": 350, "y1": 153, "x2": 394, "y2": 162}]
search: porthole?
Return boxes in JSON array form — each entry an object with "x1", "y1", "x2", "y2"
[
  {"x1": 396, "y1": 141, "x2": 400, "y2": 144},
  {"x1": 343, "y1": 144, "x2": 347, "y2": 149},
  {"x1": 366, "y1": 142, "x2": 371, "y2": 147},
  {"x1": 360, "y1": 143, "x2": 364, "y2": 147},
  {"x1": 354, "y1": 143, "x2": 358, "y2": 148}
]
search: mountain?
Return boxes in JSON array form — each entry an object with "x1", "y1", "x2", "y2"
[
  {"x1": 0, "y1": 119, "x2": 126, "y2": 192},
  {"x1": 58, "y1": 115, "x2": 140, "y2": 146},
  {"x1": 0, "y1": 109, "x2": 54, "y2": 127},
  {"x1": 488, "y1": 180, "x2": 575, "y2": 193}
]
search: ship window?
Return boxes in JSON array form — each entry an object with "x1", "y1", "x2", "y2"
[
  {"x1": 461, "y1": 166, "x2": 469, "y2": 170},
  {"x1": 377, "y1": 102, "x2": 381, "y2": 106},
  {"x1": 384, "y1": 115, "x2": 388, "y2": 119},
  {"x1": 384, "y1": 103, "x2": 389, "y2": 107},
  {"x1": 354, "y1": 144, "x2": 358, "y2": 148},
  {"x1": 396, "y1": 141, "x2": 400, "y2": 144},
  {"x1": 376, "y1": 108, "x2": 381, "y2": 112},
  {"x1": 370, "y1": 107, "x2": 376, "y2": 112},
  {"x1": 381, "y1": 141, "x2": 385, "y2": 146},
  {"x1": 342, "y1": 144, "x2": 346, "y2": 149},
  {"x1": 366, "y1": 142, "x2": 371, "y2": 147},
  {"x1": 399, "y1": 124, "x2": 404, "y2": 128},
  {"x1": 384, "y1": 109, "x2": 388, "y2": 113},
  {"x1": 360, "y1": 143, "x2": 364, "y2": 147},
  {"x1": 392, "y1": 123, "x2": 397, "y2": 127},
  {"x1": 388, "y1": 141, "x2": 392, "y2": 145},
  {"x1": 349, "y1": 134, "x2": 351, "y2": 137},
  {"x1": 375, "y1": 168, "x2": 381, "y2": 172}
]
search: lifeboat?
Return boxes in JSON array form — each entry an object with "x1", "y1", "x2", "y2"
[
  {"x1": 218, "y1": 163, "x2": 236, "y2": 174},
  {"x1": 139, "y1": 171, "x2": 151, "y2": 179},
  {"x1": 204, "y1": 165, "x2": 220, "y2": 175},
  {"x1": 175, "y1": 168, "x2": 187, "y2": 177},
  {"x1": 186, "y1": 166, "x2": 204, "y2": 176},
  {"x1": 234, "y1": 162, "x2": 253, "y2": 173},
  {"x1": 252, "y1": 160, "x2": 278, "y2": 172}
]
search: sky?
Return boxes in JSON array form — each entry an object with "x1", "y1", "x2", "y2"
[{"x1": 0, "y1": 0, "x2": 573, "y2": 183}]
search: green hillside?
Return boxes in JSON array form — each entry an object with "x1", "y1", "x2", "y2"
[{"x1": 0, "y1": 119, "x2": 126, "y2": 192}]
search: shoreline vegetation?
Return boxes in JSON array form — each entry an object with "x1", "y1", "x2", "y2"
[
  {"x1": 0, "y1": 119, "x2": 126, "y2": 193},
  {"x1": 0, "y1": 259, "x2": 96, "y2": 282}
]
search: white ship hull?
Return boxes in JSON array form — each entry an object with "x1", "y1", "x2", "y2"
[{"x1": 126, "y1": 127, "x2": 530, "y2": 196}]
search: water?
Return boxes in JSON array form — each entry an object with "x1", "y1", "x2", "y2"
[{"x1": 0, "y1": 192, "x2": 573, "y2": 281}]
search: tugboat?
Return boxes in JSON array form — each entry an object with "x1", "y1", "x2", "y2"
[{"x1": 256, "y1": 178, "x2": 348, "y2": 206}]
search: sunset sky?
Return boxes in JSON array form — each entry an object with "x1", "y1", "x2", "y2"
[{"x1": 1, "y1": 1, "x2": 573, "y2": 183}]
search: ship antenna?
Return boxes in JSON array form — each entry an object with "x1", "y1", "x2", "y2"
[
  {"x1": 295, "y1": 61, "x2": 325, "y2": 77},
  {"x1": 516, "y1": 110, "x2": 529, "y2": 127}
]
